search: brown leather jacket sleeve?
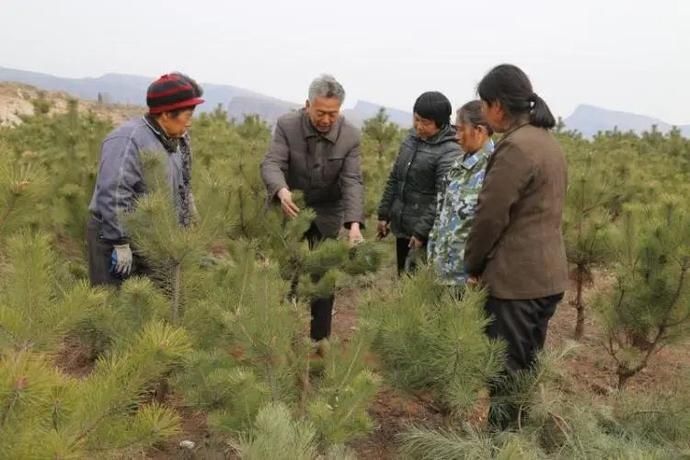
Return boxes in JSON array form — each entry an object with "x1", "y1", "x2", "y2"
[{"x1": 464, "y1": 141, "x2": 534, "y2": 275}]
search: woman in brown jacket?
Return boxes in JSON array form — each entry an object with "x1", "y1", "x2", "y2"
[{"x1": 464, "y1": 64, "x2": 568, "y2": 429}]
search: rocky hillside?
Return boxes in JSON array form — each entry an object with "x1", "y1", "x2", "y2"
[{"x1": 0, "y1": 82, "x2": 143, "y2": 127}]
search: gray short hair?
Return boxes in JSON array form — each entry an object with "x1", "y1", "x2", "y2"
[{"x1": 308, "y1": 74, "x2": 345, "y2": 103}]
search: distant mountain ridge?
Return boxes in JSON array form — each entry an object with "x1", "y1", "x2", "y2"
[
  {"x1": 0, "y1": 82, "x2": 141, "y2": 127},
  {"x1": 564, "y1": 104, "x2": 690, "y2": 138},
  {"x1": 0, "y1": 66, "x2": 413, "y2": 128},
  {"x1": 1, "y1": 66, "x2": 688, "y2": 136}
]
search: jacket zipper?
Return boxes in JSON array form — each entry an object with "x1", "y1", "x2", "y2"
[{"x1": 398, "y1": 139, "x2": 420, "y2": 231}]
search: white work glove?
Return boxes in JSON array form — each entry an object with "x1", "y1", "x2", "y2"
[{"x1": 111, "y1": 243, "x2": 133, "y2": 276}]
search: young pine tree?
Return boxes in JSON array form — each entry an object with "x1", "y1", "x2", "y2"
[
  {"x1": 564, "y1": 151, "x2": 615, "y2": 339},
  {"x1": 362, "y1": 268, "x2": 504, "y2": 417},
  {"x1": 124, "y1": 151, "x2": 218, "y2": 324},
  {"x1": 0, "y1": 322, "x2": 191, "y2": 459},
  {"x1": 398, "y1": 346, "x2": 690, "y2": 459},
  {"x1": 595, "y1": 200, "x2": 690, "y2": 388},
  {"x1": 362, "y1": 108, "x2": 400, "y2": 162},
  {"x1": 0, "y1": 232, "x2": 106, "y2": 351},
  {"x1": 360, "y1": 109, "x2": 405, "y2": 217},
  {"x1": 0, "y1": 160, "x2": 48, "y2": 240}
]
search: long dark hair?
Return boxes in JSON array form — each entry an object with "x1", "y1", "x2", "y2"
[
  {"x1": 458, "y1": 100, "x2": 494, "y2": 136},
  {"x1": 477, "y1": 64, "x2": 555, "y2": 129}
]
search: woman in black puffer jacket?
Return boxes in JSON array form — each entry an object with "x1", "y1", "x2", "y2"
[{"x1": 377, "y1": 91, "x2": 461, "y2": 275}]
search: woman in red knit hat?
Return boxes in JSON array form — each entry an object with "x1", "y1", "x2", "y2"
[{"x1": 87, "y1": 72, "x2": 204, "y2": 286}]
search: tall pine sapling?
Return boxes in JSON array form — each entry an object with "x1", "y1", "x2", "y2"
[
  {"x1": 124, "y1": 151, "x2": 217, "y2": 323},
  {"x1": 361, "y1": 109, "x2": 405, "y2": 216},
  {"x1": 362, "y1": 108, "x2": 400, "y2": 161},
  {"x1": 595, "y1": 200, "x2": 690, "y2": 388},
  {"x1": 564, "y1": 152, "x2": 614, "y2": 339}
]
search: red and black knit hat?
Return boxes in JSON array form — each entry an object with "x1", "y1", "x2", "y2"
[{"x1": 146, "y1": 73, "x2": 205, "y2": 114}]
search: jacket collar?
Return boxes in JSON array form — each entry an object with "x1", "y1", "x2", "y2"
[
  {"x1": 460, "y1": 138, "x2": 494, "y2": 170},
  {"x1": 494, "y1": 121, "x2": 530, "y2": 150},
  {"x1": 143, "y1": 115, "x2": 184, "y2": 153},
  {"x1": 301, "y1": 108, "x2": 341, "y2": 144},
  {"x1": 411, "y1": 124, "x2": 456, "y2": 146}
]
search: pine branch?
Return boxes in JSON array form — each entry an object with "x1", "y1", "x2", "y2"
[
  {"x1": 0, "y1": 192, "x2": 18, "y2": 235},
  {"x1": 657, "y1": 265, "x2": 690, "y2": 329}
]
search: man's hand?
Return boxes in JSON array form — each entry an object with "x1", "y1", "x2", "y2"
[
  {"x1": 408, "y1": 236, "x2": 425, "y2": 250},
  {"x1": 348, "y1": 222, "x2": 364, "y2": 246},
  {"x1": 277, "y1": 188, "x2": 300, "y2": 218},
  {"x1": 111, "y1": 244, "x2": 133, "y2": 276},
  {"x1": 466, "y1": 275, "x2": 481, "y2": 287},
  {"x1": 376, "y1": 220, "x2": 390, "y2": 239}
]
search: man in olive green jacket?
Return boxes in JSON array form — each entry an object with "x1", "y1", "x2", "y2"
[{"x1": 261, "y1": 74, "x2": 364, "y2": 343}]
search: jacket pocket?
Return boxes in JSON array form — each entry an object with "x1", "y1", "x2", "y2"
[
  {"x1": 323, "y1": 156, "x2": 345, "y2": 182},
  {"x1": 306, "y1": 184, "x2": 342, "y2": 205},
  {"x1": 404, "y1": 191, "x2": 435, "y2": 211}
]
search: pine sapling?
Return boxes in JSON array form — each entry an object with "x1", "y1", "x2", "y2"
[
  {"x1": 595, "y1": 201, "x2": 690, "y2": 388},
  {"x1": 564, "y1": 152, "x2": 614, "y2": 339}
]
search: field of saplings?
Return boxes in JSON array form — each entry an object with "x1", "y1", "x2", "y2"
[{"x1": 0, "y1": 96, "x2": 689, "y2": 459}]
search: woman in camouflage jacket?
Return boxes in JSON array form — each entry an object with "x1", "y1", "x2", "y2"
[{"x1": 427, "y1": 100, "x2": 493, "y2": 286}]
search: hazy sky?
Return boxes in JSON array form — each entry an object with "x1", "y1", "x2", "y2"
[{"x1": 2, "y1": 0, "x2": 688, "y2": 123}]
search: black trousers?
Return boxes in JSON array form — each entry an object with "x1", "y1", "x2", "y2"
[
  {"x1": 484, "y1": 293, "x2": 564, "y2": 430},
  {"x1": 395, "y1": 237, "x2": 425, "y2": 276},
  {"x1": 86, "y1": 217, "x2": 150, "y2": 287},
  {"x1": 304, "y1": 224, "x2": 334, "y2": 341}
]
